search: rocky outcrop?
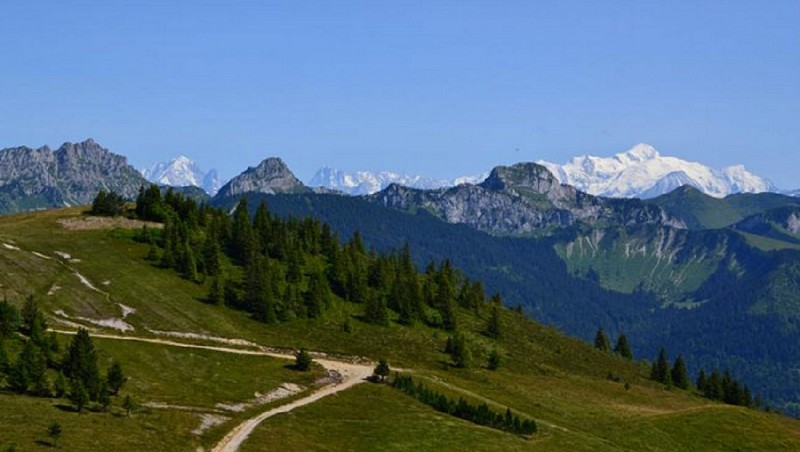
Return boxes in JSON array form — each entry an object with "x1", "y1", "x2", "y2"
[
  {"x1": 0, "y1": 139, "x2": 148, "y2": 213},
  {"x1": 370, "y1": 162, "x2": 685, "y2": 236},
  {"x1": 214, "y1": 157, "x2": 309, "y2": 199}
]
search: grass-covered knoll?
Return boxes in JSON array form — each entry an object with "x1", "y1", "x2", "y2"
[
  {"x1": 647, "y1": 186, "x2": 800, "y2": 230},
  {"x1": 1, "y1": 206, "x2": 800, "y2": 450}
]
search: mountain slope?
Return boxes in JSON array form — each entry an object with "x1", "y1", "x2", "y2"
[
  {"x1": 1, "y1": 206, "x2": 798, "y2": 450},
  {"x1": 538, "y1": 144, "x2": 775, "y2": 198},
  {"x1": 0, "y1": 138, "x2": 148, "y2": 213},
  {"x1": 142, "y1": 155, "x2": 222, "y2": 195}
]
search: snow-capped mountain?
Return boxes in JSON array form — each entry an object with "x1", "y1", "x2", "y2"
[
  {"x1": 142, "y1": 156, "x2": 222, "y2": 195},
  {"x1": 308, "y1": 167, "x2": 487, "y2": 195},
  {"x1": 537, "y1": 144, "x2": 775, "y2": 199}
]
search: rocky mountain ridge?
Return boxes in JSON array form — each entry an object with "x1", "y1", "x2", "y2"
[
  {"x1": 0, "y1": 139, "x2": 148, "y2": 213},
  {"x1": 369, "y1": 161, "x2": 685, "y2": 235}
]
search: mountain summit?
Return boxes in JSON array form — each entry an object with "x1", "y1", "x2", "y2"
[
  {"x1": 215, "y1": 157, "x2": 309, "y2": 199},
  {"x1": 538, "y1": 144, "x2": 775, "y2": 199},
  {"x1": 142, "y1": 156, "x2": 222, "y2": 195}
]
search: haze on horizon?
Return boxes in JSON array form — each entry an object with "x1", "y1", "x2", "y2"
[{"x1": 1, "y1": 1, "x2": 798, "y2": 188}]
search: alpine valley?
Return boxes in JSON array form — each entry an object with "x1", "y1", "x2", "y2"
[{"x1": 2, "y1": 139, "x2": 800, "y2": 451}]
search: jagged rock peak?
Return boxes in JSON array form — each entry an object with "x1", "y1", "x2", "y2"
[{"x1": 215, "y1": 157, "x2": 308, "y2": 199}]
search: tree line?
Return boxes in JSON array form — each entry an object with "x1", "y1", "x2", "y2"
[
  {"x1": 0, "y1": 298, "x2": 125, "y2": 413},
  {"x1": 128, "y1": 186, "x2": 508, "y2": 336},
  {"x1": 392, "y1": 374, "x2": 537, "y2": 435}
]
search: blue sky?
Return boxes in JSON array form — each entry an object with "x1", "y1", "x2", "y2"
[{"x1": 1, "y1": 1, "x2": 798, "y2": 187}]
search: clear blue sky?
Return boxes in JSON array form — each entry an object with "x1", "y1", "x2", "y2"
[{"x1": 1, "y1": 1, "x2": 798, "y2": 187}]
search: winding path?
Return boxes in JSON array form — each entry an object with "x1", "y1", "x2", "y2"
[{"x1": 49, "y1": 329, "x2": 374, "y2": 451}]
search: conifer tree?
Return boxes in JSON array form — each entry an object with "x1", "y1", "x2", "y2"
[
  {"x1": 69, "y1": 381, "x2": 89, "y2": 413},
  {"x1": 106, "y1": 361, "x2": 126, "y2": 396},
  {"x1": 54, "y1": 371, "x2": 68, "y2": 398},
  {"x1": 486, "y1": 304, "x2": 502, "y2": 339},
  {"x1": 123, "y1": 395, "x2": 136, "y2": 416},
  {"x1": 295, "y1": 348, "x2": 313, "y2": 371},
  {"x1": 487, "y1": 348, "x2": 502, "y2": 370},
  {"x1": 705, "y1": 369, "x2": 724, "y2": 400},
  {"x1": 364, "y1": 293, "x2": 390, "y2": 325},
  {"x1": 697, "y1": 369, "x2": 708, "y2": 392},
  {"x1": 48, "y1": 422, "x2": 62, "y2": 448},
  {"x1": 230, "y1": 199, "x2": 254, "y2": 265},
  {"x1": 594, "y1": 328, "x2": 611, "y2": 352},
  {"x1": 0, "y1": 340, "x2": 8, "y2": 374},
  {"x1": 373, "y1": 359, "x2": 390, "y2": 383},
  {"x1": 671, "y1": 356, "x2": 690, "y2": 389},
  {"x1": 450, "y1": 332, "x2": 473, "y2": 368},
  {"x1": 0, "y1": 299, "x2": 20, "y2": 338},
  {"x1": 613, "y1": 334, "x2": 633, "y2": 359},
  {"x1": 62, "y1": 328, "x2": 101, "y2": 400},
  {"x1": 650, "y1": 347, "x2": 671, "y2": 385},
  {"x1": 207, "y1": 274, "x2": 225, "y2": 305}
]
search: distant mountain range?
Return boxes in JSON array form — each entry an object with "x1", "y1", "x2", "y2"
[
  {"x1": 140, "y1": 143, "x2": 794, "y2": 200},
  {"x1": 307, "y1": 144, "x2": 786, "y2": 199},
  {"x1": 537, "y1": 143, "x2": 776, "y2": 199},
  {"x1": 307, "y1": 167, "x2": 487, "y2": 195},
  {"x1": 141, "y1": 155, "x2": 222, "y2": 195}
]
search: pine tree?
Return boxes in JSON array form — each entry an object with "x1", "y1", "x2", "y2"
[
  {"x1": 21, "y1": 295, "x2": 47, "y2": 337},
  {"x1": 9, "y1": 339, "x2": 48, "y2": 395},
  {"x1": 295, "y1": 348, "x2": 313, "y2": 371},
  {"x1": 613, "y1": 334, "x2": 633, "y2": 359},
  {"x1": 207, "y1": 274, "x2": 225, "y2": 305},
  {"x1": 373, "y1": 359, "x2": 390, "y2": 383},
  {"x1": 48, "y1": 422, "x2": 62, "y2": 448},
  {"x1": 98, "y1": 381, "x2": 111, "y2": 412},
  {"x1": 594, "y1": 328, "x2": 611, "y2": 352},
  {"x1": 450, "y1": 332, "x2": 473, "y2": 368},
  {"x1": 696, "y1": 369, "x2": 708, "y2": 392},
  {"x1": 62, "y1": 328, "x2": 101, "y2": 401},
  {"x1": 487, "y1": 348, "x2": 502, "y2": 370},
  {"x1": 0, "y1": 339, "x2": 9, "y2": 374},
  {"x1": 106, "y1": 361, "x2": 126, "y2": 396},
  {"x1": 486, "y1": 304, "x2": 502, "y2": 339},
  {"x1": 364, "y1": 293, "x2": 390, "y2": 326},
  {"x1": 0, "y1": 299, "x2": 21, "y2": 338},
  {"x1": 650, "y1": 347, "x2": 671, "y2": 385},
  {"x1": 671, "y1": 356, "x2": 690, "y2": 389},
  {"x1": 69, "y1": 381, "x2": 89, "y2": 413},
  {"x1": 123, "y1": 394, "x2": 136, "y2": 416},
  {"x1": 304, "y1": 272, "x2": 331, "y2": 319},
  {"x1": 705, "y1": 369, "x2": 724, "y2": 400},
  {"x1": 54, "y1": 372, "x2": 68, "y2": 398}
]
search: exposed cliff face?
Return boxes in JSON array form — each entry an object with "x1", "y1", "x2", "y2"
[
  {"x1": 370, "y1": 162, "x2": 685, "y2": 235},
  {"x1": 0, "y1": 139, "x2": 148, "y2": 213},
  {"x1": 214, "y1": 157, "x2": 309, "y2": 199}
]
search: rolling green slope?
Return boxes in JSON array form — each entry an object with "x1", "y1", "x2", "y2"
[
  {"x1": 1, "y1": 207, "x2": 799, "y2": 450},
  {"x1": 647, "y1": 186, "x2": 800, "y2": 230}
]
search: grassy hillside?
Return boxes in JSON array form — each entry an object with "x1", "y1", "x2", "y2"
[
  {"x1": 1, "y1": 207, "x2": 799, "y2": 450},
  {"x1": 647, "y1": 186, "x2": 800, "y2": 230}
]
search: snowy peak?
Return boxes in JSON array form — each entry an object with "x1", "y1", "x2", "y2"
[
  {"x1": 538, "y1": 144, "x2": 775, "y2": 199},
  {"x1": 308, "y1": 167, "x2": 487, "y2": 195},
  {"x1": 142, "y1": 156, "x2": 222, "y2": 195}
]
